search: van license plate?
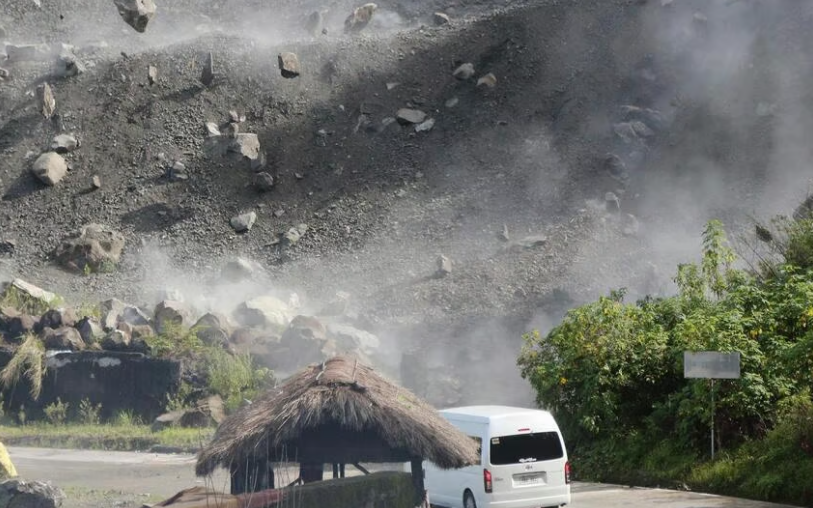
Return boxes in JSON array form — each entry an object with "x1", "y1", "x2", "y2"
[{"x1": 513, "y1": 473, "x2": 545, "y2": 486}]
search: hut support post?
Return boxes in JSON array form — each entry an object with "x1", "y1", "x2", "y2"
[
  {"x1": 410, "y1": 458, "x2": 425, "y2": 505},
  {"x1": 332, "y1": 463, "x2": 339, "y2": 479},
  {"x1": 340, "y1": 463, "x2": 346, "y2": 478}
]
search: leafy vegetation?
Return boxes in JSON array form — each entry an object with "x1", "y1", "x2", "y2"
[
  {"x1": 43, "y1": 398, "x2": 69, "y2": 425},
  {"x1": 0, "y1": 284, "x2": 62, "y2": 315},
  {"x1": 0, "y1": 422, "x2": 212, "y2": 452},
  {"x1": 0, "y1": 334, "x2": 45, "y2": 399},
  {"x1": 518, "y1": 218, "x2": 813, "y2": 506},
  {"x1": 202, "y1": 347, "x2": 273, "y2": 412}
]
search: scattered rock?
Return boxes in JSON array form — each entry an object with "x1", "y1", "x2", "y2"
[
  {"x1": 154, "y1": 300, "x2": 193, "y2": 335},
  {"x1": 227, "y1": 133, "x2": 261, "y2": 161},
  {"x1": 477, "y1": 73, "x2": 497, "y2": 88},
  {"x1": 396, "y1": 108, "x2": 427, "y2": 125},
  {"x1": 38, "y1": 83, "x2": 56, "y2": 118},
  {"x1": 221, "y1": 257, "x2": 263, "y2": 282},
  {"x1": 613, "y1": 122, "x2": 640, "y2": 143},
  {"x1": 630, "y1": 120, "x2": 654, "y2": 138},
  {"x1": 43, "y1": 326, "x2": 85, "y2": 351},
  {"x1": 4, "y1": 314, "x2": 38, "y2": 341},
  {"x1": 53, "y1": 224, "x2": 125, "y2": 273},
  {"x1": 433, "y1": 12, "x2": 451, "y2": 25},
  {"x1": 31, "y1": 152, "x2": 68, "y2": 186},
  {"x1": 201, "y1": 52, "x2": 214, "y2": 86},
  {"x1": 516, "y1": 235, "x2": 548, "y2": 249},
  {"x1": 604, "y1": 153, "x2": 628, "y2": 182},
  {"x1": 436, "y1": 255, "x2": 452, "y2": 277},
  {"x1": 194, "y1": 313, "x2": 232, "y2": 347},
  {"x1": 253, "y1": 172, "x2": 274, "y2": 192},
  {"x1": 230, "y1": 211, "x2": 257, "y2": 233},
  {"x1": 621, "y1": 213, "x2": 640, "y2": 237},
  {"x1": 3, "y1": 279, "x2": 58, "y2": 308},
  {"x1": 0, "y1": 479, "x2": 65, "y2": 508},
  {"x1": 113, "y1": 0, "x2": 157, "y2": 33},
  {"x1": 445, "y1": 97, "x2": 459, "y2": 108},
  {"x1": 453, "y1": 63, "x2": 475, "y2": 80},
  {"x1": 415, "y1": 118, "x2": 435, "y2": 133},
  {"x1": 51, "y1": 134, "x2": 79, "y2": 154},
  {"x1": 498, "y1": 224, "x2": 510, "y2": 242},
  {"x1": 91, "y1": 175, "x2": 102, "y2": 189},
  {"x1": 167, "y1": 161, "x2": 188, "y2": 181},
  {"x1": 234, "y1": 295, "x2": 292, "y2": 329},
  {"x1": 76, "y1": 317, "x2": 103, "y2": 345},
  {"x1": 0, "y1": 68, "x2": 9, "y2": 81},
  {"x1": 0, "y1": 239, "x2": 16, "y2": 255},
  {"x1": 605, "y1": 191, "x2": 620, "y2": 212},
  {"x1": 304, "y1": 10, "x2": 323, "y2": 36},
  {"x1": 345, "y1": 3, "x2": 378, "y2": 33},
  {"x1": 327, "y1": 324, "x2": 381, "y2": 356},
  {"x1": 101, "y1": 329, "x2": 131, "y2": 351},
  {"x1": 40, "y1": 308, "x2": 76, "y2": 329},
  {"x1": 205, "y1": 122, "x2": 221, "y2": 137},
  {"x1": 278, "y1": 52, "x2": 300, "y2": 78},
  {"x1": 147, "y1": 65, "x2": 158, "y2": 85},
  {"x1": 57, "y1": 52, "x2": 85, "y2": 77},
  {"x1": 5, "y1": 44, "x2": 50, "y2": 62}
]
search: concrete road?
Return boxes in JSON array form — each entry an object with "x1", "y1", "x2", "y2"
[{"x1": 8, "y1": 447, "x2": 800, "y2": 508}]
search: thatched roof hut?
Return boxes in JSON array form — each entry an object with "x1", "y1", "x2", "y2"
[{"x1": 195, "y1": 355, "x2": 479, "y2": 477}]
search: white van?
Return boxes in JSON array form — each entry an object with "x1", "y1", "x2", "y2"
[{"x1": 424, "y1": 405, "x2": 571, "y2": 508}]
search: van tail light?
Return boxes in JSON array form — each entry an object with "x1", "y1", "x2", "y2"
[
  {"x1": 565, "y1": 461, "x2": 571, "y2": 484},
  {"x1": 483, "y1": 468, "x2": 493, "y2": 493}
]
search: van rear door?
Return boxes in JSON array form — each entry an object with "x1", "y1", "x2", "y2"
[{"x1": 487, "y1": 431, "x2": 568, "y2": 503}]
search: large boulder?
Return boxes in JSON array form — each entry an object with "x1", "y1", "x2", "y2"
[
  {"x1": 113, "y1": 0, "x2": 156, "y2": 33},
  {"x1": 327, "y1": 324, "x2": 381, "y2": 356},
  {"x1": 194, "y1": 313, "x2": 232, "y2": 347},
  {"x1": 54, "y1": 224, "x2": 125, "y2": 273},
  {"x1": 277, "y1": 316, "x2": 329, "y2": 368},
  {"x1": 31, "y1": 152, "x2": 67, "y2": 186},
  {"x1": 233, "y1": 296, "x2": 292, "y2": 329},
  {"x1": 76, "y1": 317, "x2": 103, "y2": 345},
  {"x1": 153, "y1": 300, "x2": 193, "y2": 335},
  {"x1": 2, "y1": 279, "x2": 59, "y2": 311},
  {"x1": 0, "y1": 479, "x2": 65, "y2": 508},
  {"x1": 39, "y1": 308, "x2": 76, "y2": 330},
  {"x1": 42, "y1": 327, "x2": 85, "y2": 351}
]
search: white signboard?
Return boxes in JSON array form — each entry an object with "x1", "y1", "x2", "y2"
[{"x1": 683, "y1": 351, "x2": 741, "y2": 379}]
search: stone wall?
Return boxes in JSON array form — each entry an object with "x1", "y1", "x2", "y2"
[{"x1": 0, "y1": 349, "x2": 181, "y2": 421}]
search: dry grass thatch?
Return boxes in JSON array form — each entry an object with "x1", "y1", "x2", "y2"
[{"x1": 195, "y1": 355, "x2": 479, "y2": 476}]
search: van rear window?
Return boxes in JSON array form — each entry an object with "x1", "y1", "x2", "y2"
[{"x1": 489, "y1": 432, "x2": 563, "y2": 465}]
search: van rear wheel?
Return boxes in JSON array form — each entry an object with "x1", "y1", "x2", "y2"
[{"x1": 463, "y1": 491, "x2": 476, "y2": 508}]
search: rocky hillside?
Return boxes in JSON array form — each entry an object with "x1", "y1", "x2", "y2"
[{"x1": 2, "y1": 0, "x2": 812, "y2": 406}]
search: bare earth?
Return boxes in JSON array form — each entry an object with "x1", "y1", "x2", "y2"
[{"x1": 8, "y1": 447, "x2": 800, "y2": 508}]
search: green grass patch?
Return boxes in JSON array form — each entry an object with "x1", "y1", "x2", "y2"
[{"x1": 0, "y1": 423, "x2": 214, "y2": 453}]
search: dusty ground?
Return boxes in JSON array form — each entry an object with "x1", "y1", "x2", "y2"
[
  {"x1": 10, "y1": 447, "x2": 801, "y2": 508},
  {"x1": 2, "y1": 0, "x2": 813, "y2": 404}
]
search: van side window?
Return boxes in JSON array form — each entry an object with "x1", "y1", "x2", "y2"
[{"x1": 469, "y1": 436, "x2": 482, "y2": 465}]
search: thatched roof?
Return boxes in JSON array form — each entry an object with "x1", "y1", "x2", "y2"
[{"x1": 195, "y1": 356, "x2": 479, "y2": 476}]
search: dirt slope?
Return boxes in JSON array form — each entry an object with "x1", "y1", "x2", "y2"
[{"x1": 2, "y1": 0, "x2": 813, "y2": 404}]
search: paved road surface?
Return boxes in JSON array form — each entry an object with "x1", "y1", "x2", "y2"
[{"x1": 9, "y1": 447, "x2": 799, "y2": 508}]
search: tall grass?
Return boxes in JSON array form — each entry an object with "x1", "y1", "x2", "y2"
[{"x1": 0, "y1": 334, "x2": 45, "y2": 399}]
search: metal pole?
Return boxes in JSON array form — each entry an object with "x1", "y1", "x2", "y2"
[{"x1": 711, "y1": 378, "x2": 715, "y2": 460}]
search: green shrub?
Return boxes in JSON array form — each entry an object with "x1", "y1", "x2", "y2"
[
  {"x1": 44, "y1": 398, "x2": 69, "y2": 425},
  {"x1": 111, "y1": 409, "x2": 142, "y2": 426},
  {"x1": 77, "y1": 398, "x2": 102, "y2": 425},
  {"x1": 202, "y1": 347, "x2": 273, "y2": 412}
]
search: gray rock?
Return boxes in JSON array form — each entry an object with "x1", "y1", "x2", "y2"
[
  {"x1": 227, "y1": 133, "x2": 260, "y2": 161},
  {"x1": 51, "y1": 134, "x2": 79, "y2": 154},
  {"x1": 498, "y1": 224, "x2": 510, "y2": 242},
  {"x1": 154, "y1": 300, "x2": 193, "y2": 335},
  {"x1": 233, "y1": 295, "x2": 292, "y2": 329},
  {"x1": 604, "y1": 153, "x2": 628, "y2": 182},
  {"x1": 5, "y1": 44, "x2": 50, "y2": 62},
  {"x1": 121, "y1": 306, "x2": 150, "y2": 327},
  {"x1": 327, "y1": 323, "x2": 380, "y2": 356},
  {"x1": 630, "y1": 120, "x2": 654, "y2": 138},
  {"x1": 76, "y1": 317, "x2": 103, "y2": 345},
  {"x1": 200, "y1": 51, "x2": 214, "y2": 86},
  {"x1": 31, "y1": 152, "x2": 67, "y2": 186},
  {"x1": 54, "y1": 224, "x2": 125, "y2": 273},
  {"x1": 396, "y1": 108, "x2": 427, "y2": 125},
  {"x1": 415, "y1": 118, "x2": 435, "y2": 133},
  {"x1": 516, "y1": 235, "x2": 548, "y2": 249},
  {"x1": 621, "y1": 213, "x2": 640, "y2": 237},
  {"x1": 194, "y1": 313, "x2": 232, "y2": 347},
  {"x1": 40, "y1": 308, "x2": 76, "y2": 329},
  {"x1": 344, "y1": 3, "x2": 377, "y2": 33},
  {"x1": 3, "y1": 279, "x2": 58, "y2": 308},
  {"x1": 304, "y1": 10, "x2": 323, "y2": 36},
  {"x1": 0, "y1": 479, "x2": 65, "y2": 508},
  {"x1": 613, "y1": 122, "x2": 639, "y2": 143},
  {"x1": 436, "y1": 255, "x2": 452, "y2": 277},
  {"x1": 250, "y1": 151, "x2": 267, "y2": 171},
  {"x1": 57, "y1": 52, "x2": 85, "y2": 77},
  {"x1": 605, "y1": 191, "x2": 620, "y2": 212},
  {"x1": 453, "y1": 63, "x2": 475, "y2": 80},
  {"x1": 38, "y1": 83, "x2": 56, "y2": 118},
  {"x1": 91, "y1": 175, "x2": 102, "y2": 189},
  {"x1": 168, "y1": 161, "x2": 188, "y2": 181},
  {"x1": 476, "y1": 73, "x2": 497, "y2": 88},
  {"x1": 221, "y1": 257, "x2": 263, "y2": 282},
  {"x1": 254, "y1": 172, "x2": 274, "y2": 192},
  {"x1": 43, "y1": 326, "x2": 85, "y2": 351},
  {"x1": 147, "y1": 64, "x2": 158, "y2": 85},
  {"x1": 278, "y1": 52, "x2": 300, "y2": 78},
  {"x1": 230, "y1": 212, "x2": 257, "y2": 233},
  {"x1": 433, "y1": 12, "x2": 451, "y2": 25},
  {"x1": 101, "y1": 329, "x2": 131, "y2": 351},
  {"x1": 113, "y1": 0, "x2": 157, "y2": 33},
  {"x1": 0, "y1": 67, "x2": 9, "y2": 81},
  {"x1": 205, "y1": 122, "x2": 221, "y2": 137}
]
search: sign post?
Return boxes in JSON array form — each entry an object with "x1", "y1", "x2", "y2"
[{"x1": 683, "y1": 351, "x2": 741, "y2": 460}]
